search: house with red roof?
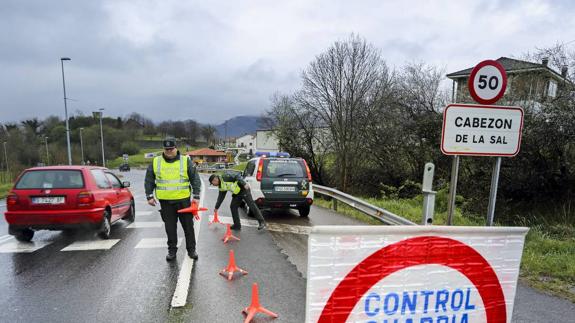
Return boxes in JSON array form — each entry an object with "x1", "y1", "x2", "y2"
[{"x1": 187, "y1": 148, "x2": 227, "y2": 163}]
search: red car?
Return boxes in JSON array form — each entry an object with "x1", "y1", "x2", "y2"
[{"x1": 4, "y1": 166, "x2": 135, "y2": 241}]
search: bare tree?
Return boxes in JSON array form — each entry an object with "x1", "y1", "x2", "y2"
[
  {"x1": 201, "y1": 125, "x2": 217, "y2": 146},
  {"x1": 297, "y1": 34, "x2": 389, "y2": 191}
]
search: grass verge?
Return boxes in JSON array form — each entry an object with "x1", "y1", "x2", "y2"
[
  {"x1": 0, "y1": 183, "x2": 11, "y2": 199},
  {"x1": 314, "y1": 193, "x2": 575, "y2": 302}
]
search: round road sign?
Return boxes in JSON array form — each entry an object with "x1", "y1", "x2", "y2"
[{"x1": 468, "y1": 60, "x2": 507, "y2": 105}]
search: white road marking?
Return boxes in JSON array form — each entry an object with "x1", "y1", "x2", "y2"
[
  {"x1": 136, "y1": 211, "x2": 154, "y2": 216},
  {"x1": 0, "y1": 241, "x2": 51, "y2": 253},
  {"x1": 135, "y1": 238, "x2": 181, "y2": 249},
  {"x1": 61, "y1": 239, "x2": 120, "y2": 251},
  {"x1": 218, "y1": 216, "x2": 312, "y2": 235},
  {"x1": 171, "y1": 178, "x2": 206, "y2": 308},
  {"x1": 127, "y1": 221, "x2": 163, "y2": 229},
  {"x1": 0, "y1": 235, "x2": 14, "y2": 244}
]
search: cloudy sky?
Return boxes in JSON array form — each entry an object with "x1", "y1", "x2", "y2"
[{"x1": 1, "y1": 0, "x2": 574, "y2": 124}]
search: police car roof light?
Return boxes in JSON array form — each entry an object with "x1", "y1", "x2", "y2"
[{"x1": 254, "y1": 152, "x2": 290, "y2": 158}]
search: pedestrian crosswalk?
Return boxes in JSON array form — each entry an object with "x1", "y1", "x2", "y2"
[{"x1": 0, "y1": 218, "x2": 311, "y2": 254}]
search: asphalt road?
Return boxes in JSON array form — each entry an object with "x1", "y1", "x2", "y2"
[{"x1": 0, "y1": 169, "x2": 573, "y2": 322}]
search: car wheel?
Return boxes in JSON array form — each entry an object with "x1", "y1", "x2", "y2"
[
  {"x1": 97, "y1": 209, "x2": 112, "y2": 239},
  {"x1": 125, "y1": 200, "x2": 135, "y2": 222},
  {"x1": 298, "y1": 205, "x2": 310, "y2": 217},
  {"x1": 14, "y1": 228, "x2": 34, "y2": 242}
]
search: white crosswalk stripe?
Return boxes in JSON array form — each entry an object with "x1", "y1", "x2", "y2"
[
  {"x1": 127, "y1": 221, "x2": 163, "y2": 228},
  {"x1": 61, "y1": 239, "x2": 120, "y2": 251},
  {"x1": 136, "y1": 211, "x2": 154, "y2": 216},
  {"x1": 0, "y1": 241, "x2": 52, "y2": 253},
  {"x1": 135, "y1": 238, "x2": 181, "y2": 249},
  {"x1": 0, "y1": 235, "x2": 14, "y2": 244}
]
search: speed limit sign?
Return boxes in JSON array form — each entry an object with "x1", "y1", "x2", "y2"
[{"x1": 468, "y1": 60, "x2": 507, "y2": 104}]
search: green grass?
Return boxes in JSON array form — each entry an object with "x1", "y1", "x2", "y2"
[
  {"x1": 232, "y1": 162, "x2": 247, "y2": 171},
  {"x1": 0, "y1": 183, "x2": 12, "y2": 199},
  {"x1": 314, "y1": 192, "x2": 575, "y2": 302},
  {"x1": 107, "y1": 148, "x2": 162, "y2": 168}
]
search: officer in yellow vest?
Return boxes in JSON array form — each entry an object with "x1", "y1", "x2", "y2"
[
  {"x1": 209, "y1": 172, "x2": 267, "y2": 230},
  {"x1": 144, "y1": 138, "x2": 201, "y2": 261}
]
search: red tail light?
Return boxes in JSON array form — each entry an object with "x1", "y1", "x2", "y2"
[
  {"x1": 303, "y1": 160, "x2": 312, "y2": 181},
  {"x1": 256, "y1": 159, "x2": 264, "y2": 181},
  {"x1": 77, "y1": 191, "x2": 95, "y2": 207},
  {"x1": 7, "y1": 193, "x2": 18, "y2": 206}
]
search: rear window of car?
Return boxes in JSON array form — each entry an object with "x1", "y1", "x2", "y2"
[
  {"x1": 263, "y1": 159, "x2": 305, "y2": 178},
  {"x1": 15, "y1": 170, "x2": 85, "y2": 189}
]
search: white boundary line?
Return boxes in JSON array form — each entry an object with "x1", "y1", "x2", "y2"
[
  {"x1": 170, "y1": 177, "x2": 206, "y2": 308},
  {"x1": 0, "y1": 235, "x2": 14, "y2": 244}
]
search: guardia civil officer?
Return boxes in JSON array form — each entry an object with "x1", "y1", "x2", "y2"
[
  {"x1": 145, "y1": 138, "x2": 201, "y2": 261},
  {"x1": 209, "y1": 172, "x2": 267, "y2": 230}
]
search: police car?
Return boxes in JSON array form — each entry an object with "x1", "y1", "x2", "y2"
[{"x1": 242, "y1": 152, "x2": 313, "y2": 217}]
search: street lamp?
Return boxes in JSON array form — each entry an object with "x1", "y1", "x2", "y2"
[
  {"x1": 3, "y1": 142, "x2": 8, "y2": 180},
  {"x1": 44, "y1": 136, "x2": 49, "y2": 165},
  {"x1": 79, "y1": 128, "x2": 84, "y2": 165},
  {"x1": 93, "y1": 108, "x2": 105, "y2": 167},
  {"x1": 60, "y1": 57, "x2": 72, "y2": 165}
]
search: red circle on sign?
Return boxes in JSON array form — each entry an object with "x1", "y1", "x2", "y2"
[
  {"x1": 468, "y1": 60, "x2": 508, "y2": 105},
  {"x1": 317, "y1": 236, "x2": 506, "y2": 323}
]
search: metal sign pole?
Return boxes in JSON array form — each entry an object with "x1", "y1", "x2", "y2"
[
  {"x1": 486, "y1": 157, "x2": 502, "y2": 226},
  {"x1": 446, "y1": 155, "x2": 460, "y2": 225}
]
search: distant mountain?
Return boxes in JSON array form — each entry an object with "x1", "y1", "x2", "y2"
[{"x1": 215, "y1": 115, "x2": 263, "y2": 138}]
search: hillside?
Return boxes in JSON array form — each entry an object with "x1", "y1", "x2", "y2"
[{"x1": 215, "y1": 115, "x2": 262, "y2": 138}]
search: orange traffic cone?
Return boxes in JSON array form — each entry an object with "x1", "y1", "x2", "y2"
[
  {"x1": 209, "y1": 210, "x2": 222, "y2": 225},
  {"x1": 222, "y1": 224, "x2": 240, "y2": 243},
  {"x1": 242, "y1": 283, "x2": 278, "y2": 323},
  {"x1": 177, "y1": 200, "x2": 208, "y2": 220},
  {"x1": 220, "y1": 249, "x2": 248, "y2": 280}
]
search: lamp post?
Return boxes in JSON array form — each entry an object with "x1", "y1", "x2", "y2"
[
  {"x1": 93, "y1": 109, "x2": 105, "y2": 167},
  {"x1": 3, "y1": 142, "x2": 8, "y2": 180},
  {"x1": 79, "y1": 127, "x2": 84, "y2": 165},
  {"x1": 44, "y1": 136, "x2": 49, "y2": 165},
  {"x1": 60, "y1": 57, "x2": 72, "y2": 165}
]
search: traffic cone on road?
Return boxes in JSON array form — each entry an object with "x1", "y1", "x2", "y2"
[
  {"x1": 209, "y1": 210, "x2": 222, "y2": 225},
  {"x1": 220, "y1": 249, "x2": 248, "y2": 280},
  {"x1": 177, "y1": 200, "x2": 208, "y2": 220},
  {"x1": 222, "y1": 224, "x2": 240, "y2": 243},
  {"x1": 242, "y1": 283, "x2": 278, "y2": 323}
]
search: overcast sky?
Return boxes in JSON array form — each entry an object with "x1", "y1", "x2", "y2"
[{"x1": 1, "y1": 0, "x2": 574, "y2": 124}]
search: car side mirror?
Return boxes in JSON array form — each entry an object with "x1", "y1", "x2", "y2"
[{"x1": 122, "y1": 181, "x2": 131, "y2": 188}]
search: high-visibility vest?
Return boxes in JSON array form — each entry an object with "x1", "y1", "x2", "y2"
[
  {"x1": 219, "y1": 178, "x2": 241, "y2": 195},
  {"x1": 153, "y1": 155, "x2": 190, "y2": 200}
]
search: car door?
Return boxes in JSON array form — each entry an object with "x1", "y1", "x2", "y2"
[
  {"x1": 243, "y1": 160, "x2": 257, "y2": 187},
  {"x1": 105, "y1": 172, "x2": 131, "y2": 217},
  {"x1": 90, "y1": 169, "x2": 119, "y2": 220}
]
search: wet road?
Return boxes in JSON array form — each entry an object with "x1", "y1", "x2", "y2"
[{"x1": 0, "y1": 169, "x2": 573, "y2": 322}]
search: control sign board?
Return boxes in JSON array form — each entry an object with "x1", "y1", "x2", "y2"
[
  {"x1": 306, "y1": 226, "x2": 528, "y2": 323},
  {"x1": 441, "y1": 104, "x2": 524, "y2": 156},
  {"x1": 468, "y1": 60, "x2": 507, "y2": 105}
]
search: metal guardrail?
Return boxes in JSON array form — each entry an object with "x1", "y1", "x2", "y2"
[{"x1": 313, "y1": 184, "x2": 416, "y2": 226}]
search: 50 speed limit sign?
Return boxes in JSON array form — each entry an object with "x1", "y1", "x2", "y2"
[{"x1": 468, "y1": 60, "x2": 507, "y2": 104}]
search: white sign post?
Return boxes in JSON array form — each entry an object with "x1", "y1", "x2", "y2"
[
  {"x1": 307, "y1": 226, "x2": 528, "y2": 323},
  {"x1": 444, "y1": 59, "x2": 523, "y2": 226}
]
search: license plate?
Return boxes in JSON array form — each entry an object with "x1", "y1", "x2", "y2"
[
  {"x1": 32, "y1": 196, "x2": 65, "y2": 204},
  {"x1": 274, "y1": 186, "x2": 296, "y2": 192}
]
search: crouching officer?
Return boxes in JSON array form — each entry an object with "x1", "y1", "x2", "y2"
[
  {"x1": 209, "y1": 172, "x2": 267, "y2": 230},
  {"x1": 144, "y1": 138, "x2": 201, "y2": 261}
]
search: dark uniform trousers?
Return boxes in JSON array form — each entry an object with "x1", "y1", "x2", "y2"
[
  {"x1": 159, "y1": 199, "x2": 195, "y2": 253},
  {"x1": 230, "y1": 189, "x2": 265, "y2": 225}
]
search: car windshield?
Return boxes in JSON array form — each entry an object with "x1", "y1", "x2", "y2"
[
  {"x1": 15, "y1": 170, "x2": 85, "y2": 189},
  {"x1": 264, "y1": 160, "x2": 305, "y2": 178}
]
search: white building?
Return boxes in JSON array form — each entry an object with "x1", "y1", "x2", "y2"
[
  {"x1": 235, "y1": 134, "x2": 257, "y2": 155},
  {"x1": 256, "y1": 130, "x2": 280, "y2": 153}
]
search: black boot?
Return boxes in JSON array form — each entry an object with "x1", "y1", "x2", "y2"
[
  {"x1": 166, "y1": 250, "x2": 177, "y2": 261},
  {"x1": 188, "y1": 250, "x2": 198, "y2": 260},
  {"x1": 258, "y1": 220, "x2": 267, "y2": 230},
  {"x1": 230, "y1": 224, "x2": 242, "y2": 231}
]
